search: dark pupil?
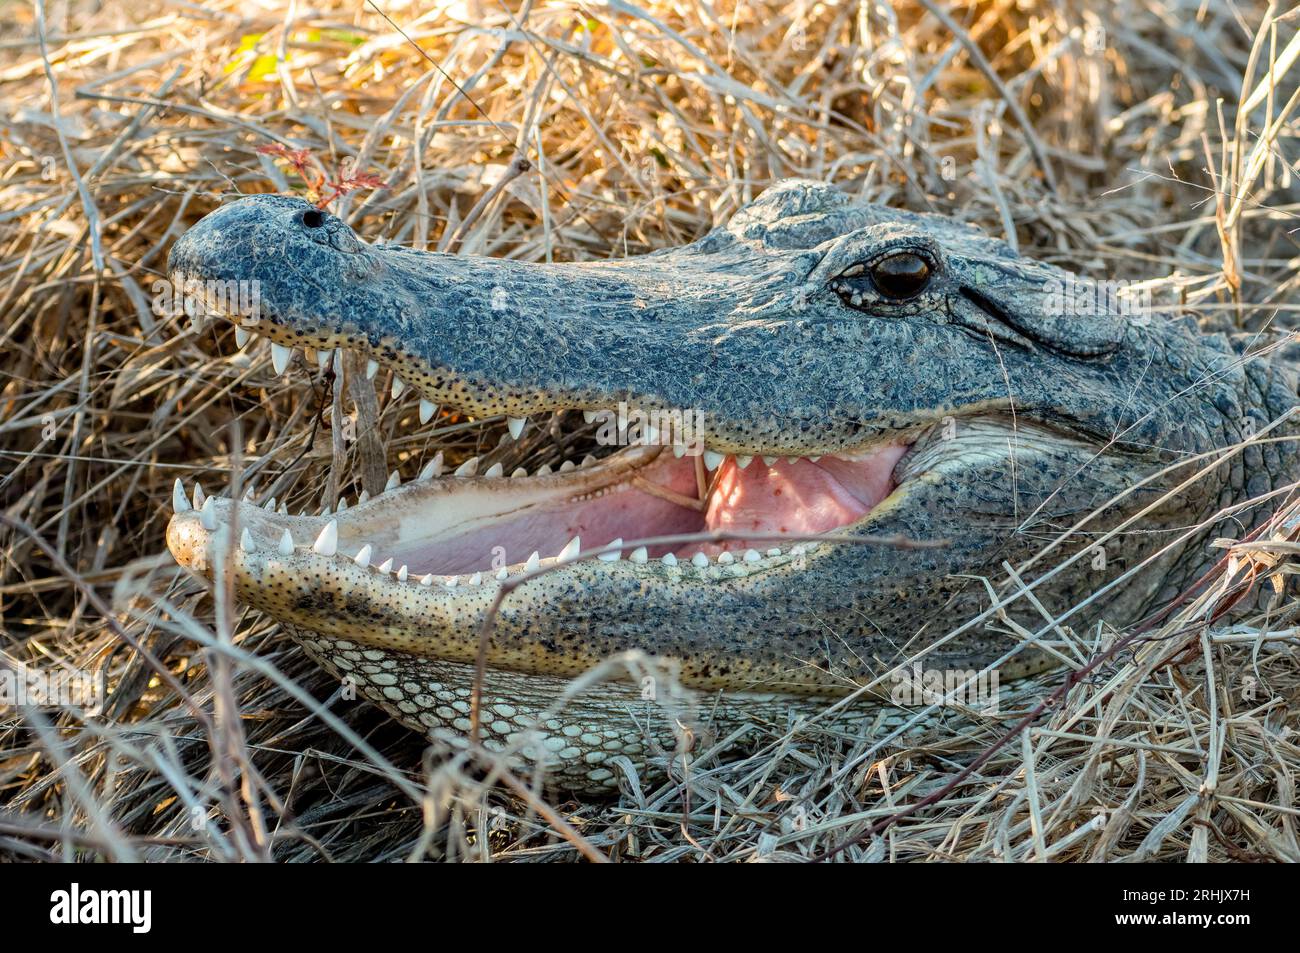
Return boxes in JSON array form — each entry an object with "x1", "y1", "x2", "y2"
[
  {"x1": 302, "y1": 209, "x2": 325, "y2": 229},
  {"x1": 871, "y1": 253, "x2": 931, "y2": 299}
]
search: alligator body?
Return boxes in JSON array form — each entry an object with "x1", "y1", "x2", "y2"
[{"x1": 164, "y1": 180, "x2": 1299, "y2": 790}]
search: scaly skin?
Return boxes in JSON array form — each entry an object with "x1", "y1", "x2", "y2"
[{"x1": 163, "y1": 180, "x2": 1298, "y2": 790}]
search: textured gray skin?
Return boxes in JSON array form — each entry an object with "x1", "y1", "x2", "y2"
[{"x1": 164, "y1": 180, "x2": 1299, "y2": 789}]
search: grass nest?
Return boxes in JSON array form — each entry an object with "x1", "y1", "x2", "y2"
[{"x1": 1, "y1": 0, "x2": 1298, "y2": 862}]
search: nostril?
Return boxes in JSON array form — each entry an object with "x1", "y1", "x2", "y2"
[{"x1": 301, "y1": 209, "x2": 325, "y2": 229}]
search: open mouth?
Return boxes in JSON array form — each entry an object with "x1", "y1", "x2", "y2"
[
  {"x1": 167, "y1": 323, "x2": 915, "y2": 585},
  {"x1": 307, "y1": 441, "x2": 908, "y2": 579}
]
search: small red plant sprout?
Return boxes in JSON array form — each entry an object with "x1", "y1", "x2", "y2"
[{"x1": 255, "y1": 143, "x2": 388, "y2": 208}]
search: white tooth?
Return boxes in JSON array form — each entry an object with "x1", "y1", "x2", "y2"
[
  {"x1": 336, "y1": 497, "x2": 348, "y2": 512},
  {"x1": 691, "y1": 552, "x2": 709, "y2": 568},
  {"x1": 718, "y1": 551, "x2": 734, "y2": 565},
  {"x1": 358, "y1": 490, "x2": 370, "y2": 503},
  {"x1": 172, "y1": 478, "x2": 190, "y2": 513},
  {"x1": 192, "y1": 483, "x2": 206, "y2": 508},
  {"x1": 536, "y1": 464, "x2": 552, "y2": 476},
  {"x1": 353, "y1": 544, "x2": 372, "y2": 568},
  {"x1": 766, "y1": 547, "x2": 781, "y2": 556},
  {"x1": 484, "y1": 462, "x2": 504, "y2": 478},
  {"x1": 377, "y1": 558, "x2": 393, "y2": 574},
  {"x1": 234, "y1": 326, "x2": 251, "y2": 348},
  {"x1": 809, "y1": 456, "x2": 821, "y2": 463},
  {"x1": 629, "y1": 546, "x2": 648, "y2": 564},
  {"x1": 242, "y1": 485, "x2": 255, "y2": 502},
  {"x1": 785, "y1": 457, "x2": 800, "y2": 466},
  {"x1": 735, "y1": 456, "x2": 753, "y2": 469},
  {"x1": 320, "y1": 505, "x2": 331, "y2": 517},
  {"x1": 385, "y1": 470, "x2": 401, "y2": 491},
  {"x1": 581, "y1": 454, "x2": 597, "y2": 467},
  {"x1": 365, "y1": 358, "x2": 379, "y2": 380},
  {"x1": 597, "y1": 538, "x2": 623, "y2": 562},
  {"x1": 791, "y1": 544, "x2": 806, "y2": 555},
  {"x1": 271, "y1": 342, "x2": 292, "y2": 375},
  {"x1": 319, "y1": 525, "x2": 345, "y2": 553},
  {"x1": 444, "y1": 575, "x2": 458, "y2": 588},
  {"x1": 316, "y1": 348, "x2": 332, "y2": 371},
  {"x1": 559, "y1": 460, "x2": 576, "y2": 473},
  {"x1": 558, "y1": 536, "x2": 581, "y2": 563},
  {"x1": 511, "y1": 467, "x2": 528, "y2": 478},
  {"x1": 673, "y1": 444, "x2": 688, "y2": 458},
  {"x1": 199, "y1": 497, "x2": 218, "y2": 530},
  {"x1": 277, "y1": 529, "x2": 294, "y2": 556},
  {"x1": 419, "y1": 573, "x2": 434, "y2": 586},
  {"x1": 418, "y1": 454, "x2": 444, "y2": 481},
  {"x1": 525, "y1": 551, "x2": 540, "y2": 572},
  {"x1": 582, "y1": 410, "x2": 598, "y2": 423},
  {"x1": 265, "y1": 496, "x2": 276, "y2": 512},
  {"x1": 661, "y1": 552, "x2": 678, "y2": 567},
  {"x1": 744, "y1": 549, "x2": 761, "y2": 563},
  {"x1": 469, "y1": 572, "x2": 482, "y2": 585},
  {"x1": 391, "y1": 376, "x2": 405, "y2": 399},
  {"x1": 454, "y1": 457, "x2": 478, "y2": 477},
  {"x1": 763, "y1": 456, "x2": 779, "y2": 466},
  {"x1": 506, "y1": 416, "x2": 526, "y2": 439},
  {"x1": 419, "y1": 399, "x2": 437, "y2": 424},
  {"x1": 277, "y1": 502, "x2": 288, "y2": 515},
  {"x1": 496, "y1": 567, "x2": 509, "y2": 581},
  {"x1": 703, "y1": 450, "x2": 725, "y2": 470},
  {"x1": 389, "y1": 564, "x2": 404, "y2": 582},
  {"x1": 240, "y1": 528, "x2": 256, "y2": 552}
]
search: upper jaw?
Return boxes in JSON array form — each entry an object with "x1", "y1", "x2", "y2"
[{"x1": 166, "y1": 196, "x2": 950, "y2": 456}]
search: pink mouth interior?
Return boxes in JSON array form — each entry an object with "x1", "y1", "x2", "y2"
[{"x1": 392, "y1": 445, "x2": 908, "y2": 576}]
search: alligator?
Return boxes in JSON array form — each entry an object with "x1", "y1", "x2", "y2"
[{"x1": 163, "y1": 179, "x2": 1299, "y2": 791}]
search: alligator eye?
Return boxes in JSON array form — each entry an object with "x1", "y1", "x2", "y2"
[
  {"x1": 870, "y1": 252, "x2": 931, "y2": 299},
  {"x1": 301, "y1": 209, "x2": 326, "y2": 229}
]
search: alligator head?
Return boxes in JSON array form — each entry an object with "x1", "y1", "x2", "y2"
[{"x1": 163, "y1": 180, "x2": 1297, "y2": 786}]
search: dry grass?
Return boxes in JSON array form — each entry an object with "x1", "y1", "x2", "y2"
[{"x1": 1, "y1": 0, "x2": 1298, "y2": 862}]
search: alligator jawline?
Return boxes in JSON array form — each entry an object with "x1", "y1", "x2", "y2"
[{"x1": 170, "y1": 424, "x2": 914, "y2": 585}]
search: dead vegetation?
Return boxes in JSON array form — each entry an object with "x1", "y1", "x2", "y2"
[{"x1": 1, "y1": 0, "x2": 1298, "y2": 861}]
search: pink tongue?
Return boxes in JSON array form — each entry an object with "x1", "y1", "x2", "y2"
[{"x1": 704, "y1": 446, "x2": 906, "y2": 543}]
